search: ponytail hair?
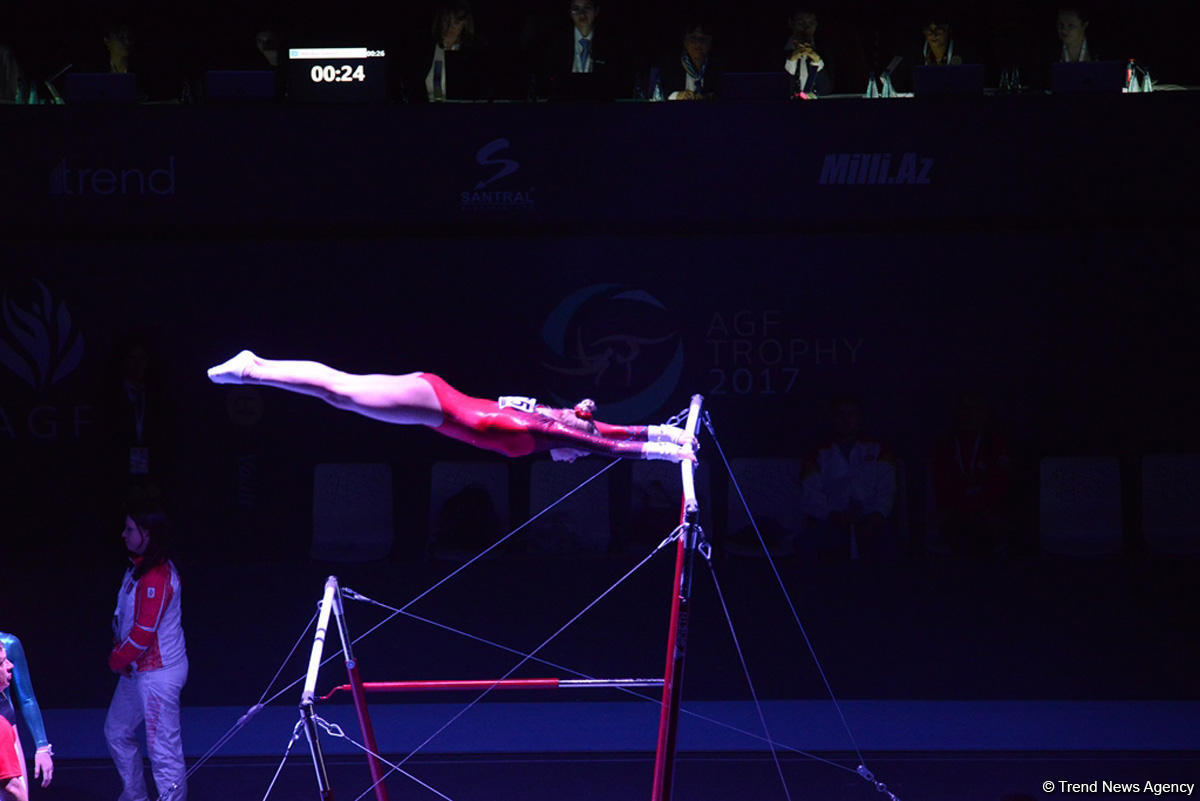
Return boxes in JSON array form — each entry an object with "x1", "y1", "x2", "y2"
[{"x1": 127, "y1": 505, "x2": 172, "y2": 580}]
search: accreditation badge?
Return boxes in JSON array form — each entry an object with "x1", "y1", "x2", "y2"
[{"x1": 129, "y1": 446, "x2": 150, "y2": 475}]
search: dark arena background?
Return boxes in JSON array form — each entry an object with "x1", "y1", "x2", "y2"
[{"x1": 2, "y1": 1, "x2": 1199, "y2": 800}]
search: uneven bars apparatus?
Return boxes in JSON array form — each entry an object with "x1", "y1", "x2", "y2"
[
  {"x1": 300, "y1": 394, "x2": 704, "y2": 801},
  {"x1": 650, "y1": 393, "x2": 705, "y2": 801},
  {"x1": 301, "y1": 576, "x2": 391, "y2": 801},
  {"x1": 301, "y1": 583, "x2": 669, "y2": 801}
]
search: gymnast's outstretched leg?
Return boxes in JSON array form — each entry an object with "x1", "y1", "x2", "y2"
[{"x1": 207, "y1": 349, "x2": 443, "y2": 426}]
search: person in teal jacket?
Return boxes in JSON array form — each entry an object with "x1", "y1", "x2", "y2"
[{"x1": 0, "y1": 633, "x2": 52, "y2": 789}]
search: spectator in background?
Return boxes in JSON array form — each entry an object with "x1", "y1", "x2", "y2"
[
  {"x1": 783, "y1": 8, "x2": 832, "y2": 96},
  {"x1": 102, "y1": 21, "x2": 136, "y2": 75},
  {"x1": 0, "y1": 43, "x2": 27, "y2": 103},
  {"x1": 91, "y1": 18, "x2": 186, "y2": 102},
  {"x1": 930, "y1": 392, "x2": 1011, "y2": 556},
  {"x1": 800, "y1": 396, "x2": 898, "y2": 559},
  {"x1": 1057, "y1": 7, "x2": 1094, "y2": 62},
  {"x1": 100, "y1": 335, "x2": 176, "y2": 507},
  {"x1": 660, "y1": 21, "x2": 721, "y2": 100},
  {"x1": 0, "y1": 633, "x2": 52, "y2": 791},
  {"x1": 539, "y1": 0, "x2": 629, "y2": 100},
  {"x1": 918, "y1": 17, "x2": 974, "y2": 67},
  {"x1": 892, "y1": 14, "x2": 976, "y2": 93},
  {"x1": 403, "y1": 1, "x2": 488, "y2": 102},
  {"x1": 255, "y1": 29, "x2": 281, "y2": 68}
]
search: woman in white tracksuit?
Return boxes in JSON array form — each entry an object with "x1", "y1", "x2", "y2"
[{"x1": 104, "y1": 509, "x2": 187, "y2": 801}]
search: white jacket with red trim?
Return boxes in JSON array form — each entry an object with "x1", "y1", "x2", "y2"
[
  {"x1": 110, "y1": 558, "x2": 186, "y2": 673},
  {"x1": 800, "y1": 438, "x2": 896, "y2": 521}
]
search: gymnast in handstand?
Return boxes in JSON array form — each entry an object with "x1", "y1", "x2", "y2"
[{"x1": 207, "y1": 350, "x2": 696, "y2": 463}]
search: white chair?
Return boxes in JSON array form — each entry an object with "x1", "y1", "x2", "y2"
[
  {"x1": 1142, "y1": 453, "x2": 1200, "y2": 554},
  {"x1": 723, "y1": 458, "x2": 805, "y2": 556},
  {"x1": 526, "y1": 459, "x2": 612, "y2": 555},
  {"x1": 428, "y1": 461, "x2": 510, "y2": 559},
  {"x1": 311, "y1": 462, "x2": 394, "y2": 561},
  {"x1": 1039, "y1": 457, "x2": 1123, "y2": 555}
]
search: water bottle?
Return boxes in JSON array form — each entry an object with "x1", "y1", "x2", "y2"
[
  {"x1": 865, "y1": 72, "x2": 878, "y2": 98},
  {"x1": 880, "y1": 73, "x2": 895, "y2": 98}
]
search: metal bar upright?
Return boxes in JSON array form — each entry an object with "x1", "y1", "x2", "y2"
[
  {"x1": 301, "y1": 576, "x2": 339, "y2": 800},
  {"x1": 331, "y1": 582, "x2": 391, "y2": 801},
  {"x1": 650, "y1": 394, "x2": 704, "y2": 801}
]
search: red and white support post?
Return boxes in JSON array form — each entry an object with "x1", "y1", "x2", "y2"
[{"x1": 650, "y1": 394, "x2": 704, "y2": 801}]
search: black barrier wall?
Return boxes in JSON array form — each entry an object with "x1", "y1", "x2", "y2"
[{"x1": 2, "y1": 94, "x2": 1198, "y2": 235}]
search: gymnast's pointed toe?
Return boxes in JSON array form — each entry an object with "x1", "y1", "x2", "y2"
[{"x1": 207, "y1": 349, "x2": 257, "y2": 384}]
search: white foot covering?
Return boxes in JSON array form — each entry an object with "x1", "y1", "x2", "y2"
[
  {"x1": 641, "y1": 441, "x2": 696, "y2": 463},
  {"x1": 647, "y1": 424, "x2": 696, "y2": 447},
  {"x1": 207, "y1": 350, "x2": 257, "y2": 384}
]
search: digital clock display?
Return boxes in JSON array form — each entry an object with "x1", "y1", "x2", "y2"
[{"x1": 287, "y1": 47, "x2": 387, "y2": 102}]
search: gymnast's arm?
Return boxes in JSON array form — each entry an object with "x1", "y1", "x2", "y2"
[
  {"x1": 528, "y1": 415, "x2": 694, "y2": 462},
  {"x1": 571, "y1": 399, "x2": 695, "y2": 447},
  {"x1": 1, "y1": 637, "x2": 48, "y2": 752},
  {"x1": 0, "y1": 636, "x2": 50, "y2": 786}
]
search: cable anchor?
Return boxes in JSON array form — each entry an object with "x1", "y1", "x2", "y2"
[{"x1": 857, "y1": 764, "x2": 901, "y2": 800}]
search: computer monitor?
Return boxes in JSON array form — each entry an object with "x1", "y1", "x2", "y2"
[
  {"x1": 286, "y1": 47, "x2": 387, "y2": 102},
  {"x1": 205, "y1": 70, "x2": 277, "y2": 102},
  {"x1": 64, "y1": 73, "x2": 138, "y2": 103},
  {"x1": 1052, "y1": 61, "x2": 1126, "y2": 93},
  {"x1": 722, "y1": 72, "x2": 791, "y2": 101},
  {"x1": 913, "y1": 64, "x2": 984, "y2": 96}
]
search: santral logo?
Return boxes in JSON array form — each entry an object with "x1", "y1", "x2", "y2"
[
  {"x1": 540, "y1": 284, "x2": 683, "y2": 423},
  {"x1": 459, "y1": 138, "x2": 534, "y2": 211},
  {"x1": 50, "y1": 156, "x2": 176, "y2": 196}
]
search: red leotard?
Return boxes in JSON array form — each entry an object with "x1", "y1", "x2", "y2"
[{"x1": 419, "y1": 373, "x2": 649, "y2": 459}]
